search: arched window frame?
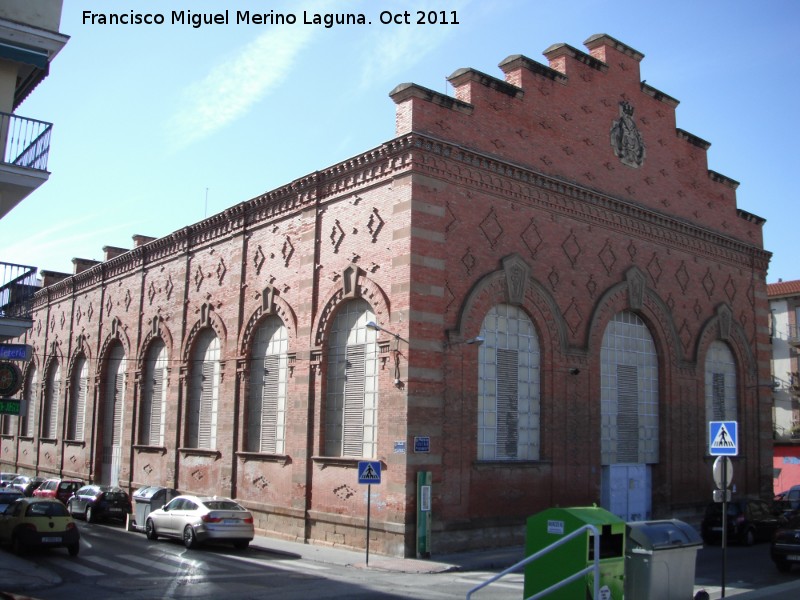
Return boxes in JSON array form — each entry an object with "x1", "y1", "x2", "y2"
[
  {"x1": 324, "y1": 299, "x2": 379, "y2": 458},
  {"x1": 42, "y1": 361, "x2": 60, "y2": 440},
  {"x1": 21, "y1": 366, "x2": 37, "y2": 437},
  {"x1": 477, "y1": 304, "x2": 541, "y2": 461},
  {"x1": 139, "y1": 339, "x2": 168, "y2": 447},
  {"x1": 705, "y1": 340, "x2": 738, "y2": 423},
  {"x1": 186, "y1": 329, "x2": 220, "y2": 450},
  {"x1": 600, "y1": 311, "x2": 659, "y2": 465},
  {"x1": 247, "y1": 316, "x2": 288, "y2": 454},
  {"x1": 67, "y1": 356, "x2": 88, "y2": 441}
]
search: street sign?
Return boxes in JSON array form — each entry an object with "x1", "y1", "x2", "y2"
[
  {"x1": 414, "y1": 436, "x2": 430, "y2": 453},
  {"x1": 0, "y1": 399, "x2": 21, "y2": 415},
  {"x1": 357, "y1": 461, "x2": 381, "y2": 485},
  {"x1": 709, "y1": 421, "x2": 738, "y2": 456},
  {"x1": 0, "y1": 344, "x2": 32, "y2": 361},
  {"x1": 713, "y1": 456, "x2": 733, "y2": 489}
]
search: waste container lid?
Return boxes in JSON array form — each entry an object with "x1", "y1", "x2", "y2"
[
  {"x1": 626, "y1": 519, "x2": 703, "y2": 550},
  {"x1": 133, "y1": 486, "x2": 169, "y2": 500}
]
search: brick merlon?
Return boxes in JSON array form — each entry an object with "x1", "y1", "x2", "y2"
[
  {"x1": 447, "y1": 68, "x2": 524, "y2": 99},
  {"x1": 543, "y1": 42, "x2": 608, "y2": 73},
  {"x1": 498, "y1": 54, "x2": 567, "y2": 84},
  {"x1": 389, "y1": 82, "x2": 474, "y2": 114},
  {"x1": 676, "y1": 128, "x2": 711, "y2": 150},
  {"x1": 583, "y1": 33, "x2": 645, "y2": 62},
  {"x1": 641, "y1": 82, "x2": 680, "y2": 108},
  {"x1": 708, "y1": 170, "x2": 740, "y2": 190}
]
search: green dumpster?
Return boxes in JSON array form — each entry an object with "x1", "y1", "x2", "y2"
[{"x1": 524, "y1": 506, "x2": 626, "y2": 599}]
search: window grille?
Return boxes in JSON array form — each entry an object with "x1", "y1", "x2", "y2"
[
  {"x1": 324, "y1": 299, "x2": 378, "y2": 458},
  {"x1": 67, "y1": 358, "x2": 87, "y2": 440},
  {"x1": 477, "y1": 304, "x2": 540, "y2": 461}
]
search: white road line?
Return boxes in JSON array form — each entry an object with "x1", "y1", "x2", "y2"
[
  {"x1": 121, "y1": 553, "x2": 179, "y2": 573},
  {"x1": 47, "y1": 557, "x2": 104, "y2": 577},
  {"x1": 83, "y1": 555, "x2": 147, "y2": 575},
  {"x1": 218, "y1": 552, "x2": 329, "y2": 572}
]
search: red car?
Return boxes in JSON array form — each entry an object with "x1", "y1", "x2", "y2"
[{"x1": 33, "y1": 479, "x2": 84, "y2": 504}]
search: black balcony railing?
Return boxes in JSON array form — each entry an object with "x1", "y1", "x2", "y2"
[
  {"x1": 0, "y1": 263, "x2": 39, "y2": 320},
  {"x1": 1, "y1": 111, "x2": 52, "y2": 171}
]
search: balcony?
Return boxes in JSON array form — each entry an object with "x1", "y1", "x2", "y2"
[
  {"x1": 0, "y1": 111, "x2": 52, "y2": 219},
  {"x1": 0, "y1": 262, "x2": 39, "y2": 341}
]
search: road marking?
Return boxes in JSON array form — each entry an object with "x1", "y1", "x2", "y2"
[
  {"x1": 83, "y1": 555, "x2": 147, "y2": 575},
  {"x1": 122, "y1": 553, "x2": 180, "y2": 573},
  {"x1": 216, "y1": 552, "x2": 329, "y2": 572},
  {"x1": 47, "y1": 557, "x2": 104, "y2": 577}
]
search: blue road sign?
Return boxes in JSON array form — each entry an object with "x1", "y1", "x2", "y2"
[
  {"x1": 709, "y1": 421, "x2": 738, "y2": 456},
  {"x1": 358, "y1": 461, "x2": 381, "y2": 485}
]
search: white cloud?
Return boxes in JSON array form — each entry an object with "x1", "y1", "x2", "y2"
[{"x1": 166, "y1": 2, "x2": 334, "y2": 151}]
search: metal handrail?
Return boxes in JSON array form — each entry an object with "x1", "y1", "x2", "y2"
[
  {"x1": 0, "y1": 111, "x2": 53, "y2": 171},
  {"x1": 466, "y1": 524, "x2": 600, "y2": 600},
  {"x1": 0, "y1": 262, "x2": 38, "y2": 320}
]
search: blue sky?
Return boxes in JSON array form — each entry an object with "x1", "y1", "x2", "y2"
[{"x1": 2, "y1": 0, "x2": 798, "y2": 283}]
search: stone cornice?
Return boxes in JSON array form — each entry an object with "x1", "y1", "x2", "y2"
[
  {"x1": 31, "y1": 132, "x2": 769, "y2": 305},
  {"x1": 407, "y1": 132, "x2": 771, "y2": 271},
  {"x1": 32, "y1": 135, "x2": 418, "y2": 300}
]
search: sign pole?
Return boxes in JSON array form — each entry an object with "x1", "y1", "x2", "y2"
[
  {"x1": 365, "y1": 484, "x2": 371, "y2": 567},
  {"x1": 721, "y1": 458, "x2": 727, "y2": 598}
]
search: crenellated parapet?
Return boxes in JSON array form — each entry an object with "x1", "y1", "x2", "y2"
[{"x1": 390, "y1": 33, "x2": 763, "y2": 245}]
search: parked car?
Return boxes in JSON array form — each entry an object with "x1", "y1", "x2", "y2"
[
  {"x1": 67, "y1": 485, "x2": 131, "y2": 523},
  {"x1": 774, "y1": 485, "x2": 800, "y2": 516},
  {"x1": 771, "y1": 511, "x2": 800, "y2": 572},
  {"x1": 0, "y1": 497, "x2": 80, "y2": 555},
  {"x1": 0, "y1": 488, "x2": 24, "y2": 513},
  {"x1": 11, "y1": 475, "x2": 45, "y2": 497},
  {"x1": 701, "y1": 498, "x2": 783, "y2": 545},
  {"x1": 0, "y1": 473, "x2": 18, "y2": 488},
  {"x1": 145, "y1": 495, "x2": 254, "y2": 550},
  {"x1": 33, "y1": 478, "x2": 84, "y2": 504}
]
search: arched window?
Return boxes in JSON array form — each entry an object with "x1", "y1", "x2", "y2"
[
  {"x1": 705, "y1": 341, "x2": 737, "y2": 422},
  {"x1": 186, "y1": 329, "x2": 220, "y2": 449},
  {"x1": 477, "y1": 304, "x2": 541, "y2": 461},
  {"x1": 325, "y1": 299, "x2": 378, "y2": 458},
  {"x1": 20, "y1": 367, "x2": 37, "y2": 437},
  {"x1": 247, "y1": 316, "x2": 288, "y2": 454},
  {"x1": 101, "y1": 344, "x2": 126, "y2": 486},
  {"x1": 42, "y1": 361, "x2": 60, "y2": 439},
  {"x1": 600, "y1": 311, "x2": 659, "y2": 465},
  {"x1": 67, "y1": 357, "x2": 88, "y2": 441},
  {"x1": 139, "y1": 340, "x2": 167, "y2": 446}
]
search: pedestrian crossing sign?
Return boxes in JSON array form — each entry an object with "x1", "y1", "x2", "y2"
[
  {"x1": 358, "y1": 460, "x2": 382, "y2": 485},
  {"x1": 709, "y1": 421, "x2": 738, "y2": 456}
]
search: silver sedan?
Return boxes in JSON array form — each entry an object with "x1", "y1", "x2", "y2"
[{"x1": 144, "y1": 495, "x2": 254, "y2": 550}]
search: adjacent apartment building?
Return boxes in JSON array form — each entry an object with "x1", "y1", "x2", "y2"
[
  {"x1": 768, "y1": 279, "x2": 800, "y2": 493},
  {"x1": 1, "y1": 34, "x2": 772, "y2": 557},
  {"x1": 0, "y1": 2, "x2": 68, "y2": 418}
]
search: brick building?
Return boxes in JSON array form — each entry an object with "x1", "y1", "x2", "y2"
[{"x1": 2, "y1": 34, "x2": 773, "y2": 557}]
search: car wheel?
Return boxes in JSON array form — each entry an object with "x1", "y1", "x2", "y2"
[
  {"x1": 183, "y1": 525, "x2": 198, "y2": 549},
  {"x1": 86, "y1": 506, "x2": 95, "y2": 523},
  {"x1": 774, "y1": 558, "x2": 792, "y2": 573},
  {"x1": 233, "y1": 540, "x2": 249, "y2": 550},
  {"x1": 145, "y1": 519, "x2": 158, "y2": 540},
  {"x1": 68, "y1": 542, "x2": 80, "y2": 557}
]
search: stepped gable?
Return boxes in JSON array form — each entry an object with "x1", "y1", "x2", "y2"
[{"x1": 390, "y1": 33, "x2": 758, "y2": 243}]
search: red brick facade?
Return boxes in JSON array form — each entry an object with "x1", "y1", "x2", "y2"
[{"x1": 3, "y1": 34, "x2": 772, "y2": 557}]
